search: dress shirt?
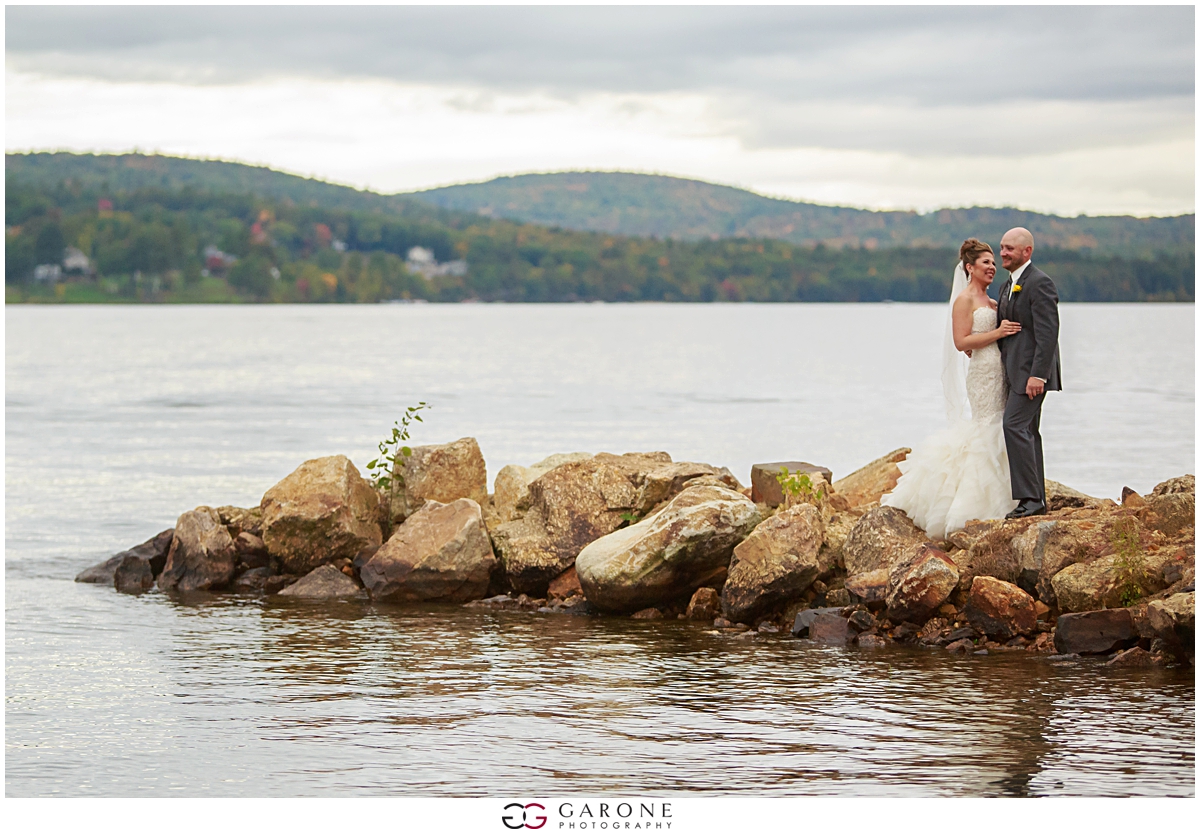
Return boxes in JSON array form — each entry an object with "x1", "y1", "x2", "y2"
[{"x1": 1006, "y1": 260, "x2": 1044, "y2": 383}]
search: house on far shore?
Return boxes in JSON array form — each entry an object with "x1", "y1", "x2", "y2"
[
  {"x1": 33, "y1": 263, "x2": 63, "y2": 283},
  {"x1": 405, "y1": 246, "x2": 468, "y2": 279},
  {"x1": 62, "y1": 247, "x2": 94, "y2": 276}
]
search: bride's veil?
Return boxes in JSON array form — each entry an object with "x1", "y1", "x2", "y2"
[{"x1": 942, "y1": 262, "x2": 970, "y2": 423}]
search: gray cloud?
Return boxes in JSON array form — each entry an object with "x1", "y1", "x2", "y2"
[{"x1": 6, "y1": 5, "x2": 1194, "y2": 157}]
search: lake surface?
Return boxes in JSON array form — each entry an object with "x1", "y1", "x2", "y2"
[{"x1": 5, "y1": 303, "x2": 1195, "y2": 796}]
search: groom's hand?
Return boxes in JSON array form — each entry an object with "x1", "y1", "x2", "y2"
[{"x1": 1025, "y1": 377, "x2": 1045, "y2": 399}]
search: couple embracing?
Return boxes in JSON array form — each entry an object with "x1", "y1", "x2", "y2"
[{"x1": 883, "y1": 227, "x2": 1062, "y2": 538}]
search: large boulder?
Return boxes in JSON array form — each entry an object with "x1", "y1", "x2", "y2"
[
  {"x1": 722, "y1": 503, "x2": 824, "y2": 622},
  {"x1": 157, "y1": 507, "x2": 236, "y2": 592},
  {"x1": 1146, "y1": 591, "x2": 1195, "y2": 665},
  {"x1": 75, "y1": 529, "x2": 174, "y2": 584},
  {"x1": 1051, "y1": 552, "x2": 1174, "y2": 613},
  {"x1": 1054, "y1": 608, "x2": 1139, "y2": 655},
  {"x1": 833, "y1": 448, "x2": 910, "y2": 509},
  {"x1": 885, "y1": 544, "x2": 960, "y2": 625},
  {"x1": 493, "y1": 452, "x2": 593, "y2": 522},
  {"x1": 260, "y1": 455, "x2": 383, "y2": 575},
  {"x1": 277, "y1": 564, "x2": 364, "y2": 599},
  {"x1": 1139, "y1": 476, "x2": 1195, "y2": 537},
  {"x1": 750, "y1": 462, "x2": 833, "y2": 508},
  {"x1": 114, "y1": 556, "x2": 155, "y2": 594},
  {"x1": 964, "y1": 576, "x2": 1037, "y2": 639},
  {"x1": 576, "y1": 486, "x2": 761, "y2": 614},
  {"x1": 361, "y1": 498, "x2": 495, "y2": 603},
  {"x1": 842, "y1": 505, "x2": 928, "y2": 577},
  {"x1": 390, "y1": 437, "x2": 488, "y2": 524},
  {"x1": 491, "y1": 452, "x2": 735, "y2": 595}
]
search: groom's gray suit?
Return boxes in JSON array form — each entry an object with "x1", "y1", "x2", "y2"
[{"x1": 997, "y1": 263, "x2": 1062, "y2": 506}]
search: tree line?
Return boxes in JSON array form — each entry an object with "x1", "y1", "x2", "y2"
[{"x1": 5, "y1": 180, "x2": 1193, "y2": 303}]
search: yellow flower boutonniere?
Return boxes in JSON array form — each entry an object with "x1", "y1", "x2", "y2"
[{"x1": 1012, "y1": 284, "x2": 1023, "y2": 294}]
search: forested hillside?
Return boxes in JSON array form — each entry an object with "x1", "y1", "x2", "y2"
[
  {"x1": 415, "y1": 171, "x2": 1195, "y2": 258},
  {"x1": 5, "y1": 153, "x2": 1193, "y2": 303}
]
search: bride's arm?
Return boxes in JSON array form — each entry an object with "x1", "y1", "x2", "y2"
[{"x1": 952, "y1": 297, "x2": 1020, "y2": 352}]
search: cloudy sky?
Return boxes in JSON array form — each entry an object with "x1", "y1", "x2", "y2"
[{"x1": 5, "y1": 4, "x2": 1195, "y2": 216}]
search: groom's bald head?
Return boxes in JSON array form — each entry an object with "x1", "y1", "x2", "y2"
[{"x1": 1000, "y1": 227, "x2": 1034, "y2": 272}]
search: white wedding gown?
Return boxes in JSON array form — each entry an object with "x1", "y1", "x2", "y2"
[{"x1": 882, "y1": 305, "x2": 1018, "y2": 538}]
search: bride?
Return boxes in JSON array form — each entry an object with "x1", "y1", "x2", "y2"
[{"x1": 882, "y1": 239, "x2": 1022, "y2": 538}]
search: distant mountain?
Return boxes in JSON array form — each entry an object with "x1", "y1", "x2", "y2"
[{"x1": 413, "y1": 171, "x2": 1194, "y2": 258}]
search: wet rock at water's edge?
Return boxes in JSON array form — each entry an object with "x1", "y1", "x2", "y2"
[
  {"x1": 157, "y1": 507, "x2": 237, "y2": 592},
  {"x1": 361, "y1": 498, "x2": 496, "y2": 603},
  {"x1": 260, "y1": 455, "x2": 383, "y2": 575},
  {"x1": 75, "y1": 529, "x2": 174, "y2": 584},
  {"x1": 277, "y1": 564, "x2": 363, "y2": 599},
  {"x1": 1054, "y1": 608, "x2": 1140, "y2": 655},
  {"x1": 722, "y1": 503, "x2": 824, "y2": 623}
]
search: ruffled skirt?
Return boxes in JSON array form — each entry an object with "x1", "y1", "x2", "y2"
[{"x1": 881, "y1": 415, "x2": 1018, "y2": 539}]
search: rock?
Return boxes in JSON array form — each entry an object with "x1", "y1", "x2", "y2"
[
  {"x1": 721, "y1": 503, "x2": 824, "y2": 622},
  {"x1": 842, "y1": 506, "x2": 928, "y2": 577},
  {"x1": 833, "y1": 448, "x2": 910, "y2": 509},
  {"x1": 847, "y1": 609, "x2": 876, "y2": 632},
  {"x1": 491, "y1": 451, "x2": 679, "y2": 595},
  {"x1": 216, "y1": 505, "x2": 263, "y2": 536},
  {"x1": 891, "y1": 621, "x2": 923, "y2": 642},
  {"x1": 1146, "y1": 591, "x2": 1195, "y2": 665},
  {"x1": 1051, "y1": 552, "x2": 1174, "y2": 613},
  {"x1": 942, "y1": 626, "x2": 979, "y2": 645},
  {"x1": 1034, "y1": 600, "x2": 1051, "y2": 620},
  {"x1": 635, "y1": 462, "x2": 742, "y2": 514},
  {"x1": 113, "y1": 556, "x2": 154, "y2": 594},
  {"x1": 1105, "y1": 647, "x2": 1160, "y2": 669},
  {"x1": 493, "y1": 452, "x2": 593, "y2": 521},
  {"x1": 260, "y1": 455, "x2": 383, "y2": 575},
  {"x1": 857, "y1": 633, "x2": 888, "y2": 648},
  {"x1": 819, "y1": 512, "x2": 856, "y2": 575},
  {"x1": 1054, "y1": 608, "x2": 1139, "y2": 655},
  {"x1": 1139, "y1": 490, "x2": 1195, "y2": 537},
  {"x1": 234, "y1": 532, "x2": 269, "y2": 570},
  {"x1": 687, "y1": 587, "x2": 723, "y2": 621},
  {"x1": 809, "y1": 614, "x2": 854, "y2": 645},
  {"x1": 1045, "y1": 479, "x2": 1111, "y2": 511},
  {"x1": 845, "y1": 568, "x2": 890, "y2": 607},
  {"x1": 750, "y1": 462, "x2": 834, "y2": 507},
  {"x1": 234, "y1": 567, "x2": 272, "y2": 591},
  {"x1": 791, "y1": 606, "x2": 844, "y2": 637},
  {"x1": 263, "y1": 574, "x2": 298, "y2": 594},
  {"x1": 946, "y1": 639, "x2": 973, "y2": 655},
  {"x1": 277, "y1": 564, "x2": 364, "y2": 598},
  {"x1": 1153, "y1": 474, "x2": 1195, "y2": 496},
  {"x1": 547, "y1": 566, "x2": 583, "y2": 600},
  {"x1": 75, "y1": 529, "x2": 175, "y2": 584},
  {"x1": 157, "y1": 507, "x2": 236, "y2": 592},
  {"x1": 361, "y1": 498, "x2": 496, "y2": 603},
  {"x1": 630, "y1": 607, "x2": 664, "y2": 620},
  {"x1": 825, "y1": 587, "x2": 852, "y2": 607},
  {"x1": 389, "y1": 437, "x2": 488, "y2": 524},
  {"x1": 964, "y1": 576, "x2": 1037, "y2": 639},
  {"x1": 576, "y1": 486, "x2": 761, "y2": 614},
  {"x1": 885, "y1": 544, "x2": 960, "y2": 625}
]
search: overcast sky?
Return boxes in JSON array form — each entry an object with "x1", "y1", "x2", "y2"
[{"x1": 5, "y1": 4, "x2": 1195, "y2": 216}]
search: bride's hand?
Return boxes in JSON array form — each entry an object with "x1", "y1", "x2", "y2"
[{"x1": 997, "y1": 320, "x2": 1021, "y2": 337}]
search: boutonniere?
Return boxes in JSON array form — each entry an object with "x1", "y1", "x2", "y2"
[{"x1": 1012, "y1": 284, "x2": 1023, "y2": 294}]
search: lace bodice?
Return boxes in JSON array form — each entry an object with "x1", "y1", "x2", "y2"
[{"x1": 966, "y1": 306, "x2": 1006, "y2": 420}]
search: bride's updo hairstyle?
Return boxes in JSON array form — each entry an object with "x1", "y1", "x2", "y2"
[{"x1": 959, "y1": 238, "x2": 992, "y2": 273}]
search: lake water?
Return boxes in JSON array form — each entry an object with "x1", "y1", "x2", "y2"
[{"x1": 4, "y1": 303, "x2": 1195, "y2": 796}]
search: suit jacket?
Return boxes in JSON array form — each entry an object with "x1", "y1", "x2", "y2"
[{"x1": 997, "y1": 263, "x2": 1062, "y2": 394}]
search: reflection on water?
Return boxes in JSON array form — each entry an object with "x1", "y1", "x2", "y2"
[{"x1": 7, "y1": 581, "x2": 1193, "y2": 796}]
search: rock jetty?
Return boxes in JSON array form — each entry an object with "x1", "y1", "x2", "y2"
[{"x1": 77, "y1": 440, "x2": 1196, "y2": 669}]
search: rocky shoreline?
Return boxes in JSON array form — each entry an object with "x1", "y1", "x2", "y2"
[{"x1": 77, "y1": 439, "x2": 1196, "y2": 669}]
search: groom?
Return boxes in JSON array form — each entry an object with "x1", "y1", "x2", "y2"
[{"x1": 997, "y1": 227, "x2": 1062, "y2": 519}]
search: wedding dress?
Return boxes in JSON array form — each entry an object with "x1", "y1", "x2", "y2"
[{"x1": 881, "y1": 266, "x2": 1018, "y2": 538}]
